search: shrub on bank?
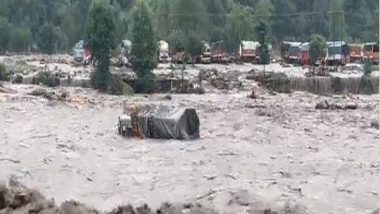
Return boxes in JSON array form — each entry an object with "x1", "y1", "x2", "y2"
[
  {"x1": 107, "y1": 75, "x2": 134, "y2": 96},
  {"x1": 0, "y1": 63, "x2": 10, "y2": 81},
  {"x1": 34, "y1": 71, "x2": 60, "y2": 87},
  {"x1": 135, "y1": 73, "x2": 157, "y2": 93}
]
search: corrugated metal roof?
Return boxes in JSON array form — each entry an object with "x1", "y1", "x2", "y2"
[
  {"x1": 241, "y1": 41, "x2": 259, "y2": 49},
  {"x1": 283, "y1": 41, "x2": 302, "y2": 47},
  {"x1": 327, "y1": 41, "x2": 346, "y2": 47}
]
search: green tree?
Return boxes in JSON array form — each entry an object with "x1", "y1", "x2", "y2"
[
  {"x1": 270, "y1": 0, "x2": 296, "y2": 43},
  {"x1": 37, "y1": 23, "x2": 63, "y2": 54},
  {"x1": 343, "y1": 0, "x2": 378, "y2": 41},
  {"x1": 153, "y1": 0, "x2": 171, "y2": 40},
  {"x1": 10, "y1": 26, "x2": 31, "y2": 53},
  {"x1": 0, "y1": 18, "x2": 11, "y2": 53},
  {"x1": 131, "y1": 0, "x2": 158, "y2": 93},
  {"x1": 309, "y1": 34, "x2": 326, "y2": 65},
  {"x1": 170, "y1": 0, "x2": 208, "y2": 57},
  {"x1": 225, "y1": 5, "x2": 254, "y2": 52},
  {"x1": 86, "y1": 0, "x2": 116, "y2": 91},
  {"x1": 255, "y1": 22, "x2": 270, "y2": 65}
]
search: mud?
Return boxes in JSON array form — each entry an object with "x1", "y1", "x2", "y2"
[{"x1": 0, "y1": 82, "x2": 379, "y2": 214}]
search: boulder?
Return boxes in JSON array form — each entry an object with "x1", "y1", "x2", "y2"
[
  {"x1": 371, "y1": 120, "x2": 379, "y2": 130},
  {"x1": 28, "y1": 88, "x2": 48, "y2": 97},
  {"x1": 315, "y1": 100, "x2": 330, "y2": 110},
  {"x1": 344, "y1": 103, "x2": 358, "y2": 110}
]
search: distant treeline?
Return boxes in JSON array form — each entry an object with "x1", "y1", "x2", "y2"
[{"x1": 0, "y1": 0, "x2": 378, "y2": 54}]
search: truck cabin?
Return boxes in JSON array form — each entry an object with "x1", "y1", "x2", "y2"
[
  {"x1": 202, "y1": 42, "x2": 211, "y2": 56},
  {"x1": 159, "y1": 40, "x2": 169, "y2": 62},
  {"x1": 73, "y1": 49, "x2": 85, "y2": 62},
  {"x1": 239, "y1": 41, "x2": 259, "y2": 62},
  {"x1": 121, "y1": 39, "x2": 132, "y2": 57},
  {"x1": 211, "y1": 41, "x2": 223, "y2": 56},
  {"x1": 211, "y1": 41, "x2": 225, "y2": 62},
  {"x1": 348, "y1": 44, "x2": 363, "y2": 62},
  {"x1": 281, "y1": 41, "x2": 301, "y2": 62},
  {"x1": 326, "y1": 41, "x2": 349, "y2": 65},
  {"x1": 363, "y1": 42, "x2": 379, "y2": 63},
  {"x1": 300, "y1": 43, "x2": 310, "y2": 65},
  {"x1": 240, "y1": 41, "x2": 258, "y2": 56}
]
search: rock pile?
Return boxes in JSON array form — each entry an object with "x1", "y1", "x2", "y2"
[
  {"x1": 0, "y1": 180, "x2": 218, "y2": 214},
  {"x1": 199, "y1": 69, "x2": 242, "y2": 90},
  {"x1": 315, "y1": 99, "x2": 358, "y2": 110}
]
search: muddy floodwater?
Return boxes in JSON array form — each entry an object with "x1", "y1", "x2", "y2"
[{"x1": 0, "y1": 84, "x2": 379, "y2": 214}]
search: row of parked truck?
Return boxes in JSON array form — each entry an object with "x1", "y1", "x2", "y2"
[
  {"x1": 70, "y1": 39, "x2": 379, "y2": 66},
  {"x1": 163, "y1": 40, "x2": 273, "y2": 64},
  {"x1": 281, "y1": 41, "x2": 379, "y2": 66}
]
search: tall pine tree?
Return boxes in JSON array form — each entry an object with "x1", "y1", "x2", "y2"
[
  {"x1": 86, "y1": 0, "x2": 116, "y2": 91},
  {"x1": 131, "y1": 0, "x2": 158, "y2": 93}
]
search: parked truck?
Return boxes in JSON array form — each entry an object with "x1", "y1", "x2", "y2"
[
  {"x1": 348, "y1": 43, "x2": 363, "y2": 63},
  {"x1": 239, "y1": 41, "x2": 259, "y2": 62},
  {"x1": 211, "y1": 40, "x2": 224, "y2": 63},
  {"x1": 325, "y1": 41, "x2": 350, "y2": 66},
  {"x1": 118, "y1": 39, "x2": 132, "y2": 67},
  {"x1": 72, "y1": 40, "x2": 92, "y2": 65},
  {"x1": 200, "y1": 42, "x2": 211, "y2": 64},
  {"x1": 159, "y1": 40, "x2": 170, "y2": 63},
  {"x1": 300, "y1": 42, "x2": 310, "y2": 66},
  {"x1": 280, "y1": 41, "x2": 302, "y2": 64},
  {"x1": 363, "y1": 42, "x2": 379, "y2": 64}
]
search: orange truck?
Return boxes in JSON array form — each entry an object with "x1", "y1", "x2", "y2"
[
  {"x1": 363, "y1": 42, "x2": 379, "y2": 64},
  {"x1": 348, "y1": 44, "x2": 363, "y2": 63}
]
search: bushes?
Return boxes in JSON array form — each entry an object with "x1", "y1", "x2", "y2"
[
  {"x1": 363, "y1": 61, "x2": 373, "y2": 77},
  {"x1": 135, "y1": 73, "x2": 157, "y2": 93},
  {"x1": 264, "y1": 72, "x2": 291, "y2": 93},
  {"x1": 34, "y1": 71, "x2": 60, "y2": 87},
  {"x1": 0, "y1": 63, "x2": 10, "y2": 81},
  {"x1": 107, "y1": 75, "x2": 134, "y2": 96}
]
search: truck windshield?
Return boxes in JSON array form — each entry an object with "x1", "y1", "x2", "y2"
[
  {"x1": 288, "y1": 46, "x2": 300, "y2": 55},
  {"x1": 328, "y1": 46, "x2": 341, "y2": 55},
  {"x1": 364, "y1": 45, "x2": 373, "y2": 52}
]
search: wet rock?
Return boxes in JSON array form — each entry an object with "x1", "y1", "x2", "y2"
[
  {"x1": 163, "y1": 94, "x2": 172, "y2": 100},
  {"x1": 248, "y1": 88, "x2": 257, "y2": 99},
  {"x1": 264, "y1": 73, "x2": 291, "y2": 93},
  {"x1": 344, "y1": 102, "x2": 357, "y2": 110},
  {"x1": 0, "y1": 84, "x2": 15, "y2": 94},
  {"x1": 59, "y1": 90, "x2": 69, "y2": 100},
  {"x1": 371, "y1": 120, "x2": 379, "y2": 130},
  {"x1": 255, "y1": 109, "x2": 275, "y2": 117},
  {"x1": 28, "y1": 88, "x2": 48, "y2": 97},
  {"x1": 61, "y1": 200, "x2": 99, "y2": 214},
  {"x1": 315, "y1": 100, "x2": 330, "y2": 110}
]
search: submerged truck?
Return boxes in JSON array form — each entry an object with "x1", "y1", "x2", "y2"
[{"x1": 118, "y1": 105, "x2": 200, "y2": 140}]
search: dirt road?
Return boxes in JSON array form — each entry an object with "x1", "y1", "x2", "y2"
[{"x1": 0, "y1": 84, "x2": 378, "y2": 213}]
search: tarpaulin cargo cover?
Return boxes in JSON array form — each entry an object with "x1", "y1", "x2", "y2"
[{"x1": 136, "y1": 105, "x2": 200, "y2": 140}]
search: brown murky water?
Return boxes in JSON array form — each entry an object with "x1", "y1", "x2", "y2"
[{"x1": 0, "y1": 84, "x2": 378, "y2": 213}]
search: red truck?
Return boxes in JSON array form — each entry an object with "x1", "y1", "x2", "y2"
[{"x1": 363, "y1": 42, "x2": 379, "y2": 64}]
